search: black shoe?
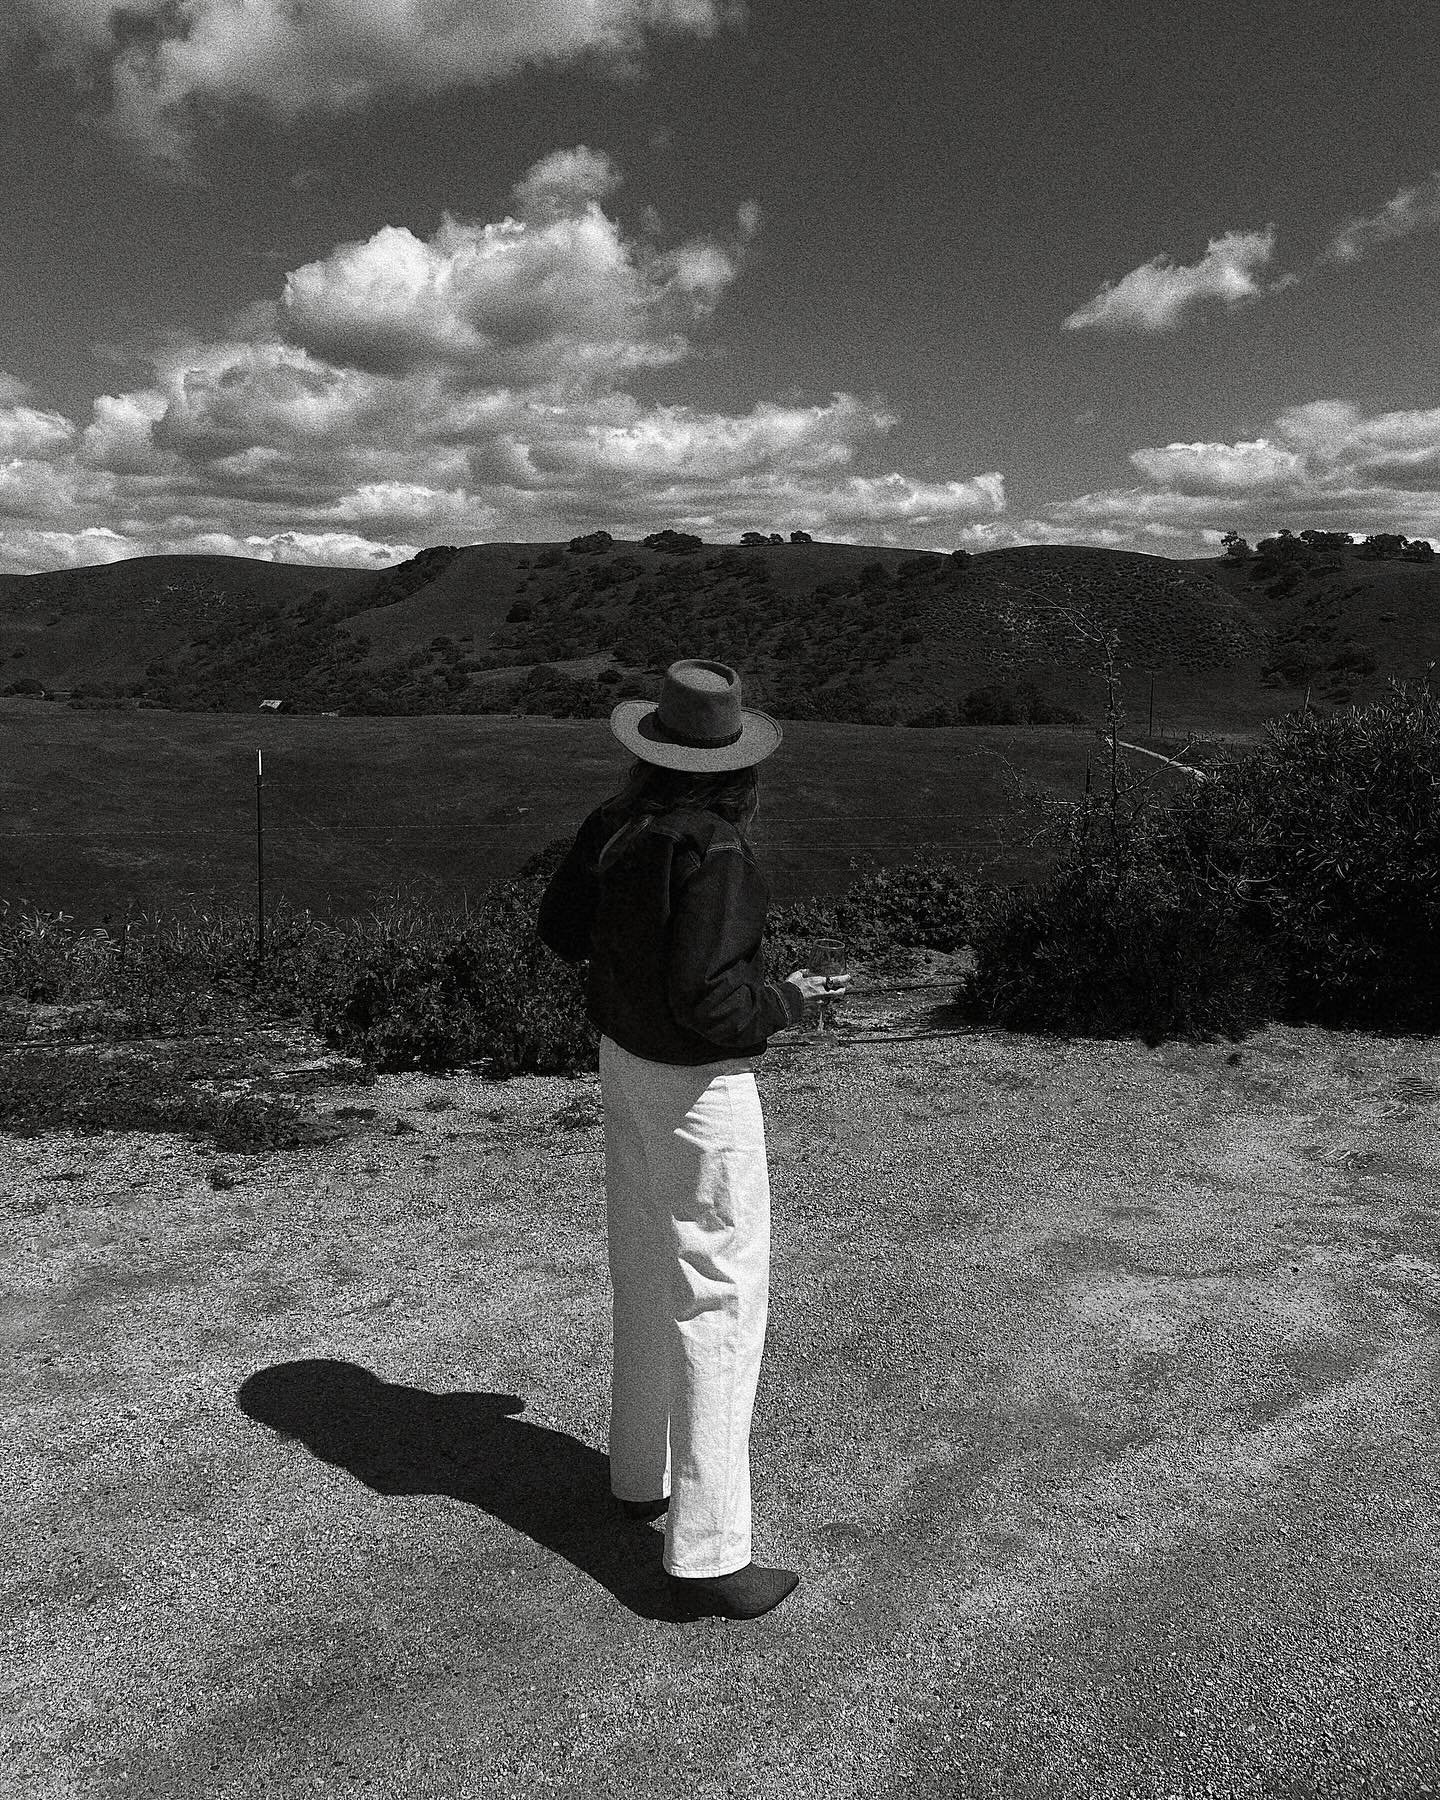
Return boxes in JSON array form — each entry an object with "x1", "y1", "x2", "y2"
[
  {"x1": 669, "y1": 1562, "x2": 799, "y2": 1619},
  {"x1": 619, "y1": 1495, "x2": 669, "y2": 1521}
]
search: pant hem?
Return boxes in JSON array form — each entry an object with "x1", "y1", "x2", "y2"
[{"x1": 665, "y1": 1558, "x2": 750, "y2": 1580}]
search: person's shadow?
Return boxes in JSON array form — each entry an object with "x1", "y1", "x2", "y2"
[{"x1": 236, "y1": 1360, "x2": 700, "y2": 1622}]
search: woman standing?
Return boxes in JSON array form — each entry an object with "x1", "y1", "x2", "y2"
[{"x1": 537, "y1": 658, "x2": 850, "y2": 1620}]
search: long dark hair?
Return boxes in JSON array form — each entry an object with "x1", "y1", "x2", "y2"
[{"x1": 595, "y1": 758, "x2": 761, "y2": 873}]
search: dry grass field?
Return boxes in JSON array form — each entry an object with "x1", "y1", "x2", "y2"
[{"x1": 0, "y1": 699, "x2": 1226, "y2": 921}]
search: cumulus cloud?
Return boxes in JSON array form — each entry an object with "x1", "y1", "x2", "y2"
[
  {"x1": 513, "y1": 146, "x2": 624, "y2": 220},
  {"x1": 1063, "y1": 227, "x2": 1290, "y2": 333},
  {"x1": 8, "y1": 0, "x2": 737, "y2": 163},
  {"x1": 280, "y1": 160, "x2": 746, "y2": 383},
  {"x1": 0, "y1": 150, "x2": 1006, "y2": 572},
  {"x1": 1127, "y1": 439, "x2": 1305, "y2": 494},
  {"x1": 1327, "y1": 171, "x2": 1440, "y2": 263},
  {"x1": 1019, "y1": 400, "x2": 1440, "y2": 556},
  {"x1": 0, "y1": 522, "x2": 417, "y2": 577},
  {"x1": 0, "y1": 401, "x2": 76, "y2": 459}
]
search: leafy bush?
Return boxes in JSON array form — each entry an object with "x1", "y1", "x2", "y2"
[
  {"x1": 764, "y1": 853, "x2": 986, "y2": 976},
  {"x1": 643, "y1": 529, "x2": 703, "y2": 554},
  {"x1": 962, "y1": 683, "x2": 1028, "y2": 725},
  {"x1": 961, "y1": 856, "x2": 1284, "y2": 1044},
  {"x1": 0, "y1": 899, "x2": 348, "y2": 1035},
  {"x1": 1260, "y1": 640, "x2": 1327, "y2": 687},
  {"x1": 962, "y1": 682, "x2": 1440, "y2": 1040},
  {"x1": 1327, "y1": 642, "x2": 1378, "y2": 678},
  {"x1": 568, "y1": 530, "x2": 614, "y2": 553},
  {"x1": 311, "y1": 882, "x2": 597, "y2": 1076}
]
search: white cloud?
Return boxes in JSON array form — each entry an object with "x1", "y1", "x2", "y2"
[
  {"x1": 517, "y1": 395, "x2": 885, "y2": 484},
  {"x1": 0, "y1": 525, "x2": 141, "y2": 575},
  {"x1": 512, "y1": 146, "x2": 623, "y2": 220},
  {"x1": 1327, "y1": 171, "x2": 1440, "y2": 263},
  {"x1": 1128, "y1": 439, "x2": 1304, "y2": 494},
  {"x1": 1022, "y1": 400, "x2": 1440, "y2": 555},
  {"x1": 79, "y1": 390, "x2": 170, "y2": 473},
  {"x1": 789, "y1": 472, "x2": 1005, "y2": 530},
  {"x1": 0, "y1": 372, "x2": 43, "y2": 406},
  {"x1": 0, "y1": 522, "x2": 418, "y2": 576},
  {"x1": 279, "y1": 163, "x2": 748, "y2": 383},
  {"x1": 0, "y1": 403, "x2": 76, "y2": 459},
  {"x1": 1063, "y1": 227, "x2": 1289, "y2": 333},
  {"x1": 8, "y1": 0, "x2": 737, "y2": 164},
  {"x1": 0, "y1": 151, "x2": 1006, "y2": 571}
]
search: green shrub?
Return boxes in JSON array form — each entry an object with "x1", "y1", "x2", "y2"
[
  {"x1": 765, "y1": 852, "x2": 986, "y2": 975},
  {"x1": 0, "y1": 899, "x2": 350, "y2": 1035},
  {"x1": 961, "y1": 856, "x2": 1284, "y2": 1044},
  {"x1": 311, "y1": 882, "x2": 597, "y2": 1076},
  {"x1": 643, "y1": 529, "x2": 703, "y2": 554},
  {"x1": 962, "y1": 682, "x2": 1440, "y2": 1040}
]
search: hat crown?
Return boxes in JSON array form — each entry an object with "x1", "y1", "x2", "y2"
[
  {"x1": 608, "y1": 655, "x2": 782, "y2": 770},
  {"x1": 654, "y1": 660, "x2": 742, "y2": 748}
]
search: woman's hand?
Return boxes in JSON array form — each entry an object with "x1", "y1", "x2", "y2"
[{"x1": 786, "y1": 968, "x2": 854, "y2": 1002}]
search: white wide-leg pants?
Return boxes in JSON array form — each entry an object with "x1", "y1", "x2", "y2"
[{"x1": 599, "y1": 1034, "x2": 772, "y2": 1579}]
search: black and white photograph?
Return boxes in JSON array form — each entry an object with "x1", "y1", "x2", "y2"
[{"x1": 2, "y1": 0, "x2": 1439, "y2": 1794}]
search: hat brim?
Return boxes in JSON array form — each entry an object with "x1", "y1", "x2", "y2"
[{"x1": 609, "y1": 699, "x2": 783, "y2": 771}]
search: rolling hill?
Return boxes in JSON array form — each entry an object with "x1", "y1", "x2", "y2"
[
  {"x1": 4, "y1": 532, "x2": 1435, "y2": 922},
  {"x1": 8, "y1": 533, "x2": 1433, "y2": 734}
]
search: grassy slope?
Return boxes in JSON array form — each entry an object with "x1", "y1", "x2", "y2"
[
  {"x1": 0, "y1": 699, "x2": 1217, "y2": 922},
  {"x1": 0, "y1": 541, "x2": 1270, "y2": 722},
  {"x1": 0, "y1": 555, "x2": 377, "y2": 690},
  {"x1": 3, "y1": 538, "x2": 1433, "y2": 921},
  {"x1": 4, "y1": 542, "x2": 1435, "y2": 727},
  {"x1": 1206, "y1": 550, "x2": 1440, "y2": 692}
]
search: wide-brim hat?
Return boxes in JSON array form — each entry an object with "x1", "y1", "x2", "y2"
[{"x1": 610, "y1": 659, "x2": 783, "y2": 771}]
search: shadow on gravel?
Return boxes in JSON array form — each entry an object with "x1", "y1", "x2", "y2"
[{"x1": 237, "y1": 1359, "x2": 701, "y2": 1623}]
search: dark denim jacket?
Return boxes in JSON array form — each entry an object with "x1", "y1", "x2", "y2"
[{"x1": 537, "y1": 804, "x2": 805, "y2": 1066}]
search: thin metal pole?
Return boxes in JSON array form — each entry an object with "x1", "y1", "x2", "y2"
[{"x1": 256, "y1": 748, "x2": 265, "y2": 969}]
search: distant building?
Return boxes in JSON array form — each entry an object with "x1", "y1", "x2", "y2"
[{"x1": 258, "y1": 698, "x2": 290, "y2": 713}]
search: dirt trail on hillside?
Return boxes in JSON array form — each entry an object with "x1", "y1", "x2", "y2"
[{"x1": 3, "y1": 993, "x2": 1439, "y2": 1799}]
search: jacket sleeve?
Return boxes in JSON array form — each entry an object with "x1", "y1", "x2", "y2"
[
  {"x1": 536, "y1": 813, "x2": 604, "y2": 965},
  {"x1": 665, "y1": 841, "x2": 807, "y2": 1049}
]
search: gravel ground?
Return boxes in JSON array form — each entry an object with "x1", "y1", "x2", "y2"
[{"x1": 3, "y1": 977, "x2": 1439, "y2": 1800}]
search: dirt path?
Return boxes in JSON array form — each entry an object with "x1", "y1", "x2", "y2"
[{"x1": 3, "y1": 992, "x2": 1439, "y2": 1798}]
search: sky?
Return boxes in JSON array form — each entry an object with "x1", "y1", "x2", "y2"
[{"x1": 2, "y1": 0, "x2": 1439, "y2": 574}]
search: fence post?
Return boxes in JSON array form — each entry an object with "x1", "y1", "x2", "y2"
[{"x1": 256, "y1": 749, "x2": 265, "y2": 970}]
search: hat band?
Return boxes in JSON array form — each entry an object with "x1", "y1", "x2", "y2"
[{"x1": 650, "y1": 712, "x2": 744, "y2": 750}]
